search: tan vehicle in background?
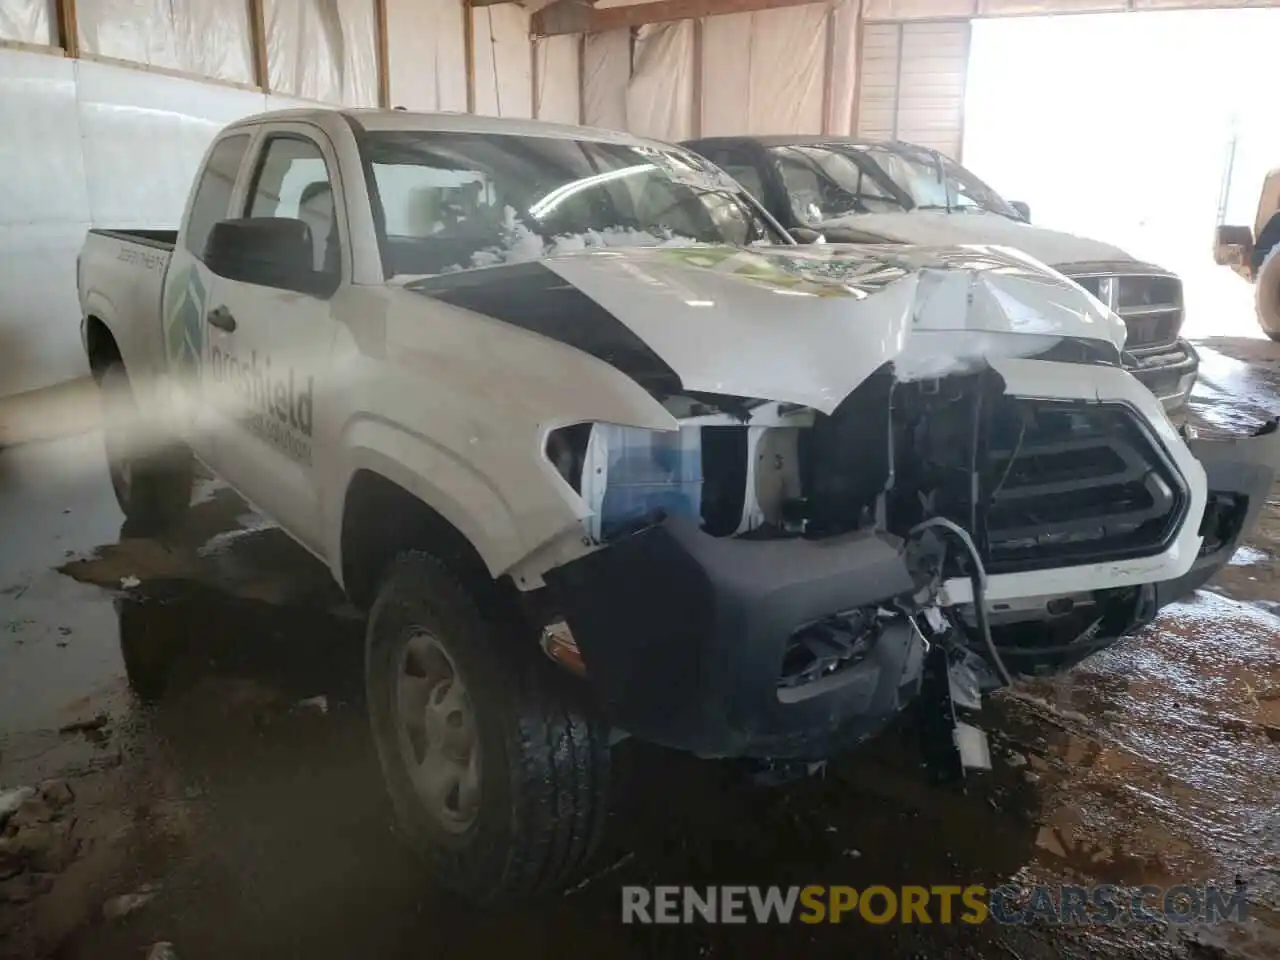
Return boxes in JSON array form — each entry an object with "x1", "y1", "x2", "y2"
[{"x1": 1215, "y1": 167, "x2": 1280, "y2": 341}]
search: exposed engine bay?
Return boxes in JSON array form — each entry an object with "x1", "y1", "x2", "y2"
[{"x1": 545, "y1": 360, "x2": 1191, "y2": 691}]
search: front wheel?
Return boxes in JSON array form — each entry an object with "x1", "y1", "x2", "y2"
[
  {"x1": 99, "y1": 362, "x2": 193, "y2": 531},
  {"x1": 366, "y1": 552, "x2": 610, "y2": 902}
]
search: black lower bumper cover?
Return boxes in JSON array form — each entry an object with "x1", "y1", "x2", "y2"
[
  {"x1": 1154, "y1": 418, "x2": 1280, "y2": 609},
  {"x1": 544, "y1": 520, "x2": 928, "y2": 760}
]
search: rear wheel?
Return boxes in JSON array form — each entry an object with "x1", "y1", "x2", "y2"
[
  {"x1": 366, "y1": 551, "x2": 610, "y2": 902},
  {"x1": 99, "y1": 362, "x2": 193, "y2": 531}
]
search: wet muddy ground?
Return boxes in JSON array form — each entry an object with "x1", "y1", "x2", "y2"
[{"x1": 2, "y1": 336, "x2": 1278, "y2": 960}]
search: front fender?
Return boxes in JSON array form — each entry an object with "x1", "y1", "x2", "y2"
[{"x1": 330, "y1": 417, "x2": 530, "y2": 586}]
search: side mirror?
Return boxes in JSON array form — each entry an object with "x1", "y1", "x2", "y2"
[
  {"x1": 1214, "y1": 224, "x2": 1255, "y2": 278},
  {"x1": 204, "y1": 218, "x2": 335, "y2": 296},
  {"x1": 1010, "y1": 200, "x2": 1031, "y2": 222},
  {"x1": 788, "y1": 227, "x2": 826, "y2": 245}
]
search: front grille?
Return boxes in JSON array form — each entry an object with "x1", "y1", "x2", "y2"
[
  {"x1": 1068, "y1": 270, "x2": 1184, "y2": 349},
  {"x1": 979, "y1": 399, "x2": 1187, "y2": 573}
]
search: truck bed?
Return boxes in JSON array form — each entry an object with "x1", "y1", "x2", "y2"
[
  {"x1": 88, "y1": 228, "x2": 177, "y2": 250},
  {"x1": 79, "y1": 229, "x2": 178, "y2": 381}
]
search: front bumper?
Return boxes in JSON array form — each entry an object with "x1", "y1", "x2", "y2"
[
  {"x1": 544, "y1": 520, "x2": 931, "y2": 760},
  {"x1": 1153, "y1": 418, "x2": 1280, "y2": 608},
  {"x1": 1125, "y1": 337, "x2": 1199, "y2": 412}
]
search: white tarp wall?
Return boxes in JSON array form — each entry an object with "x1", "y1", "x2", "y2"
[
  {"x1": 582, "y1": 28, "x2": 629, "y2": 129},
  {"x1": 535, "y1": 35, "x2": 581, "y2": 123},
  {"x1": 0, "y1": 0, "x2": 53, "y2": 44},
  {"x1": 582, "y1": 0, "x2": 861, "y2": 141},
  {"x1": 701, "y1": 6, "x2": 827, "y2": 136},
  {"x1": 0, "y1": 0, "x2": 384, "y2": 397},
  {"x1": 265, "y1": 0, "x2": 379, "y2": 105},
  {"x1": 78, "y1": 0, "x2": 255, "y2": 83},
  {"x1": 627, "y1": 21, "x2": 694, "y2": 140},
  {"x1": 473, "y1": 3, "x2": 533, "y2": 118},
  {"x1": 385, "y1": 0, "x2": 468, "y2": 111}
]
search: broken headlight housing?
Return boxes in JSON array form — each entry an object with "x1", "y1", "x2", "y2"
[{"x1": 578, "y1": 424, "x2": 704, "y2": 542}]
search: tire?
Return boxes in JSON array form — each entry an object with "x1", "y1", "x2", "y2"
[
  {"x1": 99, "y1": 362, "x2": 193, "y2": 531},
  {"x1": 366, "y1": 551, "x2": 610, "y2": 902},
  {"x1": 1257, "y1": 243, "x2": 1280, "y2": 343}
]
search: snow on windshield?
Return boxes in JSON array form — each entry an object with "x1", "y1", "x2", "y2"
[{"x1": 452, "y1": 207, "x2": 703, "y2": 272}]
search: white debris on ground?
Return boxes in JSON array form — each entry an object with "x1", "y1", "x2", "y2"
[
  {"x1": 295, "y1": 695, "x2": 328, "y2": 715},
  {"x1": 1229, "y1": 545, "x2": 1271, "y2": 566},
  {"x1": 0, "y1": 786, "x2": 36, "y2": 825},
  {"x1": 0, "y1": 780, "x2": 79, "y2": 905},
  {"x1": 119, "y1": 575, "x2": 141, "y2": 589},
  {"x1": 103, "y1": 883, "x2": 160, "y2": 920}
]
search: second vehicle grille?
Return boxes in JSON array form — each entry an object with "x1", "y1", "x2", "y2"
[{"x1": 1067, "y1": 270, "x2": 1183, "y2": 350}]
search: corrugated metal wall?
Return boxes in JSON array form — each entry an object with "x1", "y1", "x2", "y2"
[{"x1": 856, "y1": 19, "x2": 971, "y2": 158}]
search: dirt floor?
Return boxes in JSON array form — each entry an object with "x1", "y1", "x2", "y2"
[{"x1": 1, "y1": 336, "x2": 1278, "y2": 960}]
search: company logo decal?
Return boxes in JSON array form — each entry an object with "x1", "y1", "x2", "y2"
[
  {"x1": 164, "y1": 264, "x2": 206, "y2": 376},
  {"x1": 209, "y1": 348, "x2": 314, "y2": 467}
]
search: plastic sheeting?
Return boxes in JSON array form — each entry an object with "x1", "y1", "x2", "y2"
[
  {"x1": 535, "y1": 35, "x2": 580, "y2": 124},
  {"x1": 265, "y1": 0, "x2": 378, "y2": 106},
  {"x1": 385, "y1": 0, "x2": 467, "y2": 112},
  {"x1": 77, "y1": 0, "x2": 254, "y2": 84},
  {"x1": 825, "y1": 1, "x2": 860, "y2": 136},
  {"x1": 700, "y1": 6, "x2": 826, "y2": 137},
  {"x1": 582, "y1": 29, "x2": 628, "y2": 130},
  {"x1": 0, "y1": 0, "x2": 53, "y2": 45},
  {"x1": 472, "y1": 4, "x2": 532, "y2": 119},
  {"x1": 626, "y1": 21, "x2": 693, "y2": 142},
  {"x1": 0, "y1": 48, "x2": 279, "y2": 395}
]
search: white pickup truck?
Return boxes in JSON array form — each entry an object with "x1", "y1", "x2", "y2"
[{"x1": 78, "y1": 108, "x2": 1279, "y2": 902}]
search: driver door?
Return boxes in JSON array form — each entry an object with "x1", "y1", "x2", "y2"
[{"x1": 200, "y1": 125, "x2": 346, "y2": 553}]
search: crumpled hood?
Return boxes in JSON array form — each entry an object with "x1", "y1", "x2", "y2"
[
  {"x1": 411, "y1": 243, "x2": 1127, "y2": 416},
  {"x1": 819, "y1": 210, "x2": 1134, "y2": 270}
]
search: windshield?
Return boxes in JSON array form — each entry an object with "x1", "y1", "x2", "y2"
[
  {"x1": 767, "y1": 142, "x2": 1021, "y2": 223},
  {"x1": 768, "y1": 144, "x2": 910, "y2": 222},
  {"x1": 359, "y1": 131, "x2": 785, "y2": 277},
  {"x1": 857, "y1": 144, "x2": 1022, "y2": 219}
]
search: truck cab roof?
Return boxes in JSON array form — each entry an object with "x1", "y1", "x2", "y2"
[{"x1": 221, "y1": 107, "x2": 667, "y2": 149}]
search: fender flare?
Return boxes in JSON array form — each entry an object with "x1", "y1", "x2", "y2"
[{"x1": 330, "y1": 417, "x2": 527, "y2": 586}]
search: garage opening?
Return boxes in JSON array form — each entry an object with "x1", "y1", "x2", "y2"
[{"x1": 962, "y1": 8, "x2": 1280, "y2": 339}]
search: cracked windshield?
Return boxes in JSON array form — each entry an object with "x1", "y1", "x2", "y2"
[{"x1": 363, "y1": 132, "x2": 780, "y2": 276}]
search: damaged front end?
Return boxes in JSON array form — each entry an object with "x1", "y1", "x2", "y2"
[{"x1": 520, "y1": 245, "x2": 1279, "y2": 761}]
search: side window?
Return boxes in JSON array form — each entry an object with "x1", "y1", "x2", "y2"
[
  {"x1": 246, "y1": 136, "x2": 341, "y2": 276},
  {"x1": 773, "y1": 152, "x2": 825, "y2": 223},
  {"x1": 711, "y1": 150, "x2": 765, "y2": 201},
  {"x1": 184, "y1": 134, "x2": 251, "y2": 259}
]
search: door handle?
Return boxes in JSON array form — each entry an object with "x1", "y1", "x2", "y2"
[{"x1": 207, "y1": 306, "x2": 237, "y2": 332}]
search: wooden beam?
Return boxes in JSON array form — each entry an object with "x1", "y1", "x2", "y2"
[
  {"x1": 247, "y1": 0, "x2": 270, "y2": 91},
  {"x1": 463, "y1": 0, "x2": 476, "y2": 113},
  {"x1": 819, "y1": 5, "x2": 834, "y2": 134},
  {"x1": 374, "y1": 0, "x2": 390, "y2": 107},
  {"x1": 534, "y1": 0, "x2": 823, "y2": 37},
  {"x1": 690, "y1": 17, "x2": 703, "y2": 138},
  {"x1": 531, "y1": 35, "x2": 539, "y2": 117},
  {"x1": 577, "y1": 32, "x2": 585, "y2": 124},
  {"x1": 54, "y1": 0, "x2": 78, "y2": 58}
]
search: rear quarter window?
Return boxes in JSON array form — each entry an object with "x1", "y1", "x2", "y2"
[{"x1": 184, "y1": 134, "x2": 252, "y2": 259}]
